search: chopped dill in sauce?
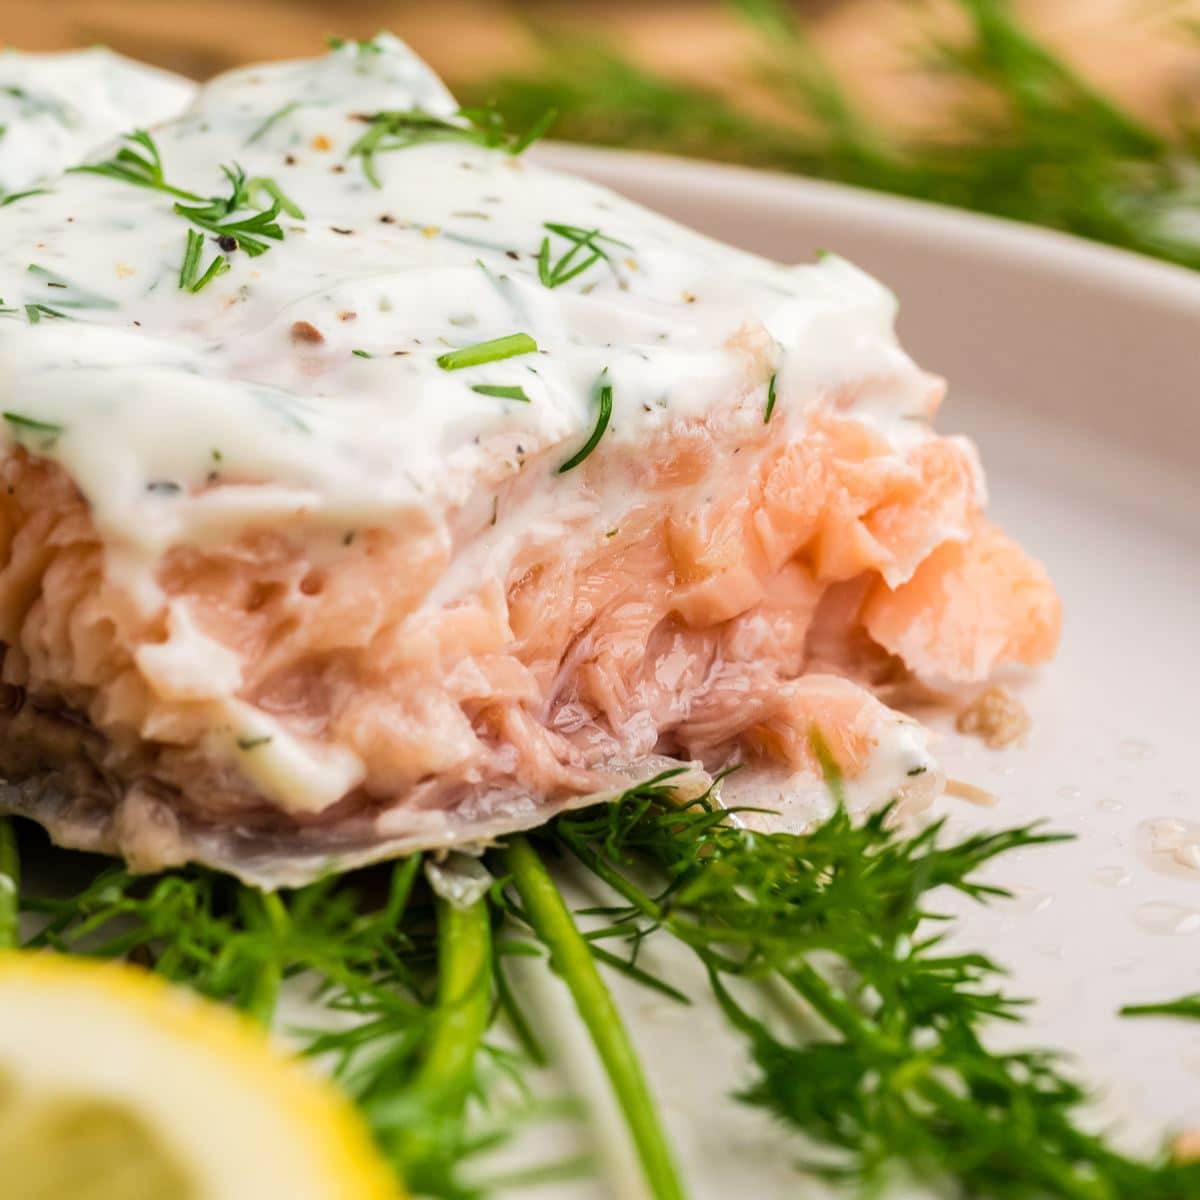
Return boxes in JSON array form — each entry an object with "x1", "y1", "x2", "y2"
[
  {"x1": 764, "y1": 372, "x2": 778, "y2": 423},
  {"x1": 470, "y1": 383, "x2": 530, "y2": 402},
  {"x1": 537, "y1": 223, "x2": 632, "y2": 289},
  {"x1": 348, "y1": 104, "x2": 555, "y2": 187},
  {"x1": 558, "y1": 371, "x2": 613, "y2": 473}
]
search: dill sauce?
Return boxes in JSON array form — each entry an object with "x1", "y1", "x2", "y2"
[
  {"x1": 0, "y1": 47, "x2": 195, "y2": 195},
  {"x1": 0, "y1": 36, "x2": 939, "y2": 812}
]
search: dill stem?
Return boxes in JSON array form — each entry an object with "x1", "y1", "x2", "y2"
[
  {"x1": 411, "y1": 891, "x2": 493, "y2": 1112},
  {"x1": 503, "y1": 835, "x2": 686, "y2": 1200},
  {"x1": 246, "y1": 890, "x2": 289, "y2": 1024},
  {"x1": 0, "y1": 816, "x2": 18, "y2": 949}
]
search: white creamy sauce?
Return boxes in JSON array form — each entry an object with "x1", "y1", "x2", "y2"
[
  {"x1": 0, "y1": 36, "x2": 945, "y2": 813},
  {"x1": 0, "y1": 47, "x2": 195, "y2": 195}
]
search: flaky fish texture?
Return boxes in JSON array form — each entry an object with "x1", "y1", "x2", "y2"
[{"x1": 0, "y1": 38, "x2": 1058, "y2": 884}]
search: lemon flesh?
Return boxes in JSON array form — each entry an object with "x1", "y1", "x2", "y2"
[
  {"x1": 0, "y1": 1082, "x2": 196, "y2": 1200},
  {"x1": 0, "y1": 953, "x2": 399, "y2": 1200}
]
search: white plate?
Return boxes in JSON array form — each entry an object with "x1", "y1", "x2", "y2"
[{"x1": 499, "y1": 144, "x2": 1200, "y2": 1199}]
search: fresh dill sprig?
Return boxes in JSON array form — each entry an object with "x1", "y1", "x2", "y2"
[
  {"x1": 71, "y1": 129, "x2": 200, "y2": 201},
  {"x1": 74, "y1": 132, "x2": 298, "y2": 280},
  {"x1": 17, "y1": 851, "x2": 564, "y2": 1198},
  {"x1": 537, "y1": 224, "x2": 632, "y2": 289},
  {"x1": 501, "y1": 835, "x2": 685, "y2": 1200},
  {"x1": 546, "y1": 768, "x2": 1200, "y2": 1198},
  {"x1": 558, "y1": 371, "x2": 612, "y2": 473},
  {"x1": 348, "y1": 105, "x2": 555, "y2": 188},
  {"x1": 437, "y1": 333, "x2": 538, "y2": 371},
  {"x1": 173, "y1": 164, "x2": 285, "y2": 258},
  {"x1": 465, "y1": 0, "x2": 1200, "y2": 272}
]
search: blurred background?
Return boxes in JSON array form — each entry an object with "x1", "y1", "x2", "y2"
[{"x1": 6, "y1": 0, "x2": 1200, "y2": 268}]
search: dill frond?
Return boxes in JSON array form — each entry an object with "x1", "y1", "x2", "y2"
[
  {"x1": 464, "y1": 0, "x2": 1200, "y2": 271},
  {"x1": 547, "y1": 771, "x2": 1200, "y2": 1198}
]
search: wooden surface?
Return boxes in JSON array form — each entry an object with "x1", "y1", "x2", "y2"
[{"x1": 3, "y1": 0, "x2": 1198, "y2": 128}]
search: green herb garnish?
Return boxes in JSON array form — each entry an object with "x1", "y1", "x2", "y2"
[
  {"x1": 178, "y1": 229, "x2": 231, "y2": 293},
  {"x1": 246, "y1": 175, "x2": 305, "y2": 220},
  {"x1": 74, "y1": 132, "x2": 297, "y2": 276},
  {"x1": 503, "y1": 835, "x2": 685, "y2": 1200},
  {"x1": 763, "y1": 372, "x2": 777, "y2": 423},
  {"x1": 1121, "y1": 994, "x2": 1200, "y2": 1021},
  {"x1": 470, "y1": 383, "x2": 530, "y2": 402},
  {"x1": 26, "y1": 264, "x2": 117, "y2": 311},
  {"x1": 348, "y1": 104, "x2": 555, "y2": 187},
  {"x1": 351, "y1": 349, "x2": 373, "y2": 359},
  {"x1": 0, "y1": 187, "x2": 47, "y2": 209},
  {"x1": 437, "y1": 332, "x2": 537, "y2": 370},
  {"x1": 546, "y1": 764, "x2": 1200, "y2": 1198},
  {"x1": 0, "y1": 817, "x2": 17, "y2": 950},
  {"x1": 558, "y1": 371, "x2": 612, "y2": 472},
  {"x1": 173, "y1": 164, "x2": 285, "y2": 258},
  {"x1": 465, "y1": 0, "x2": 1200, "y2": 273},
  {"x1": 537, "y1": 223, "x2": 632, "y2": 290},
  {"x1": 1, "y1": 84, "x2": 72, "y2": 126},
  {"x1": 245, "y1": 100, "x2": 302, "y2": 146},
  {"x1": 22, "y1": 304, "x2": 68, "y2": 324},
  {"x1": 71, "y1": 129, "x2": 200, "y2": 201},
  {"x1": 3, "y1": 411, "x2": 65, "y2": 446}
]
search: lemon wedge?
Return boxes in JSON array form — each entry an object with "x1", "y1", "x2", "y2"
[{"x1": 0, "y1": 952, "x2": 400, "y2": 1200}]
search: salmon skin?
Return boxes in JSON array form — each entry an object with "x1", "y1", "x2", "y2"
[{"x1": 0, "y1": 38, "x2": 1059, "y2": 885}]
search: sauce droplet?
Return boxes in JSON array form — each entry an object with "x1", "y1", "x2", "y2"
[
  {"x1": 1133, "y1": 902, "x2": 1200, "y2": 936},
  {"x1": 1117, "y1": 738, "x2": 1155, "y2": 762},
  {"x1": 1134, "y1": 818, "x2": 1200, "y2": 882}
]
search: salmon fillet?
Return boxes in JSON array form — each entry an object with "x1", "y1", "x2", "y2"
[{"x1": 0, "y1": 37, "x2": 1059, "y2": 884}]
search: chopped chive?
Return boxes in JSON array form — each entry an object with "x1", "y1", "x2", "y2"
[
  {"x1": 470, "y1": 383, "x2": 530, "y2": 402},
  {"x1": 179, "y1": 229, "x2": 203, "y2": 289},
  {"x1": 764, "y1": 372, "x2": 778, "y2": 423},
  {"x1": 190, "y1": 254, "x2": 231, "y2": 293},
  {"x1": 352, "y1": 349, "x2": 373, "y2": 359},
  {"x1": 437, "y1": 332, "x2": 537, "y2": 371},
  {"x1": 558, "y1": 372, "x2": 613, "y2": 473}
]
